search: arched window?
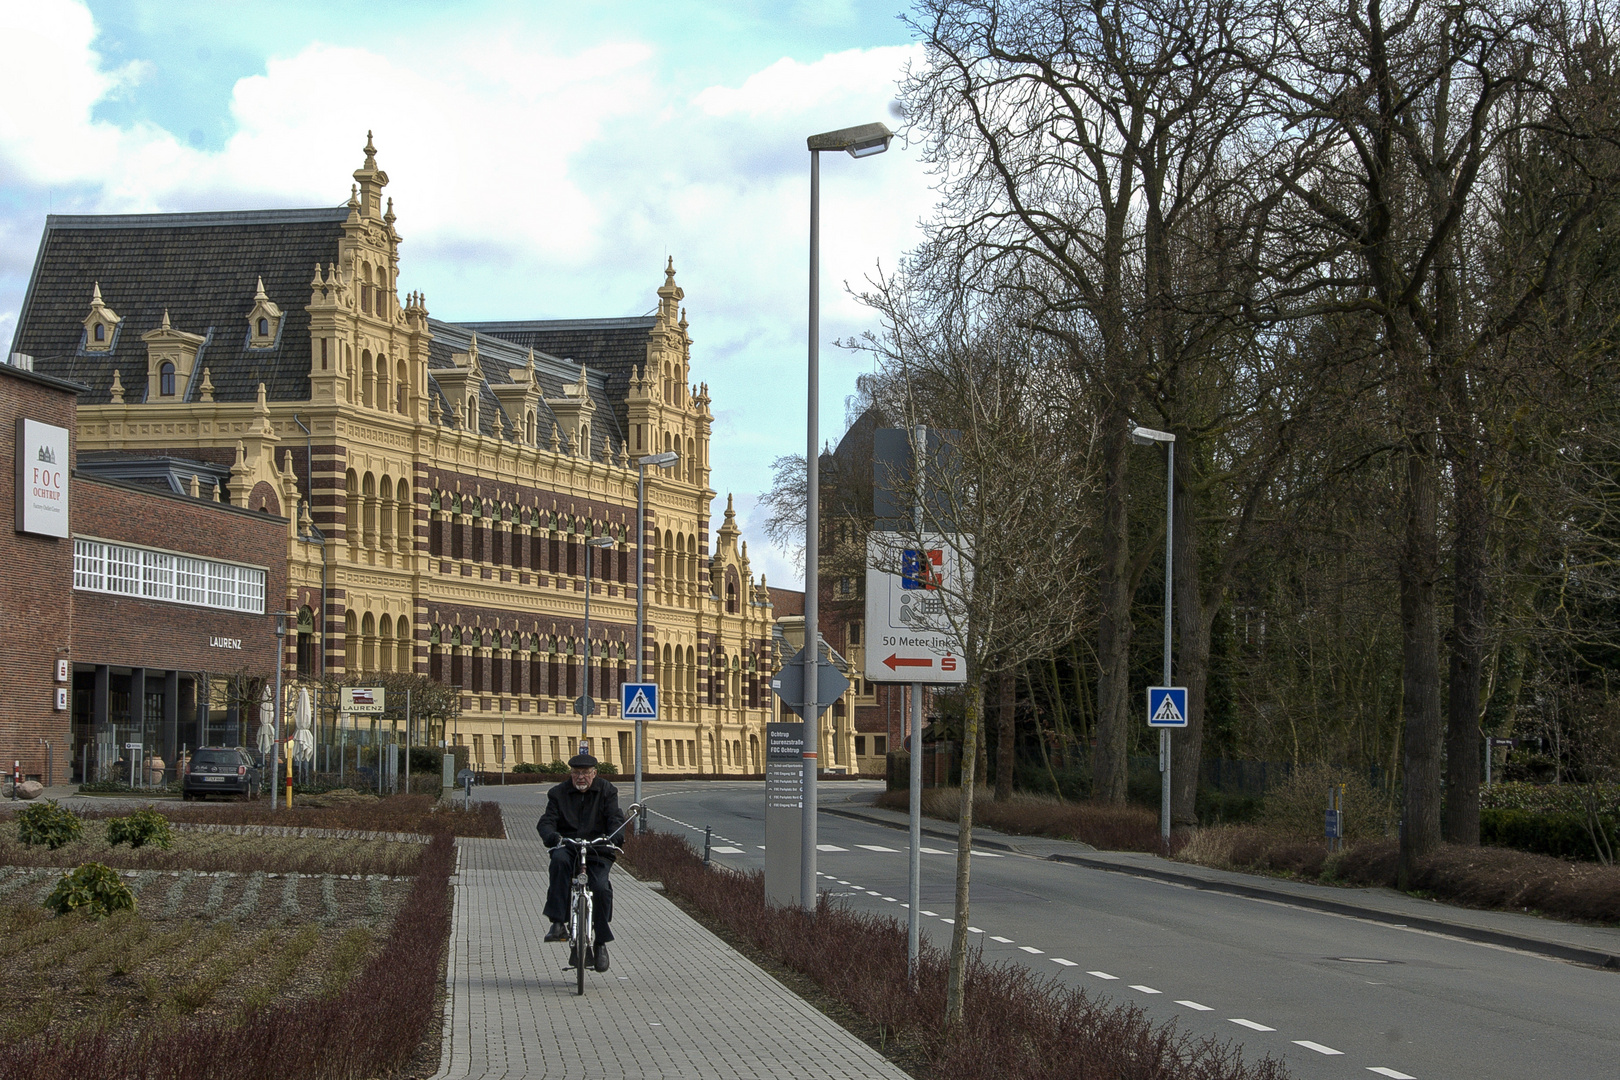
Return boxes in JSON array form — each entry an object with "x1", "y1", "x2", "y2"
[
  {"x1": 258, "y1": 317, "x2": 269, "y2": 337},
  {"x1": 396, "y1": 359, "x2": 408, "y2": 413},
  {"x1": 94, "y1": 323, "x2": 105, "y2": 342},
  {"x1": 159, "y1": 362, "x2": 176, "y2": 397}
]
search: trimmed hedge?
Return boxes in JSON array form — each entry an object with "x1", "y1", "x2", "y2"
[{"x1": 1481, "y1": 808, "x2": 1619, "y2": 862}]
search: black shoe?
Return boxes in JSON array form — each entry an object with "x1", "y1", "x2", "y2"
[
  {"x1": 567, "y1": 947, "x2": 582, "y2": 969},
  {"x1": 544, "y1": 922, "x2": 567, "y2": 943},
  {"x1": 593, "y1": 943, "x2": 610, "y2": 972}
]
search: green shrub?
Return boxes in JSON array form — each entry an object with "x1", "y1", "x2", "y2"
[
  {"x1": 1480, "y1": 781, "x2": 1620, "y2": 816},
  {"x1": 105, "y1": 808, "x2": 174, "y2": 849},
  {"x1": 44, "y1": 863, "x2": 136, "y2": 918},
  {"x1": 545, "y1": 760, "x2": 571, "y2": 774},
  {"x1": 597, "y1": 761, "x2": 618, "y2": 776},
  {"x1": 1481, "y1": 808, "x2": 1620, "y2": 862},
  {"x1": 16, "y1": 800, "x2": 84, "y2": 849},
  {"x1": 1196, "y1": 787, "x2": 1264, "y2": 826},
  {"x1": 513, "y1": 761, "x2": 541, "y2": 774},
  {"x1": 1258, "y1": 764, "x2": 1396, "y2": 840}
]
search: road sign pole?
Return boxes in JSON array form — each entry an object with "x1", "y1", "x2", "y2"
[
  {"x1": 1161, "y1": 438, "x2": 1174, "y2": 842},
  {"x1": 802, "y1": 147, "x2": 821, "y2": 912},
  {"x1": 908, "y1": 680, "x2": 922, "y2": 984}
]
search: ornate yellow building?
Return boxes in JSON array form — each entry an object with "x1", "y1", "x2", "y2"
[{"x1": 12, "y1": 134, "x2": 785, "y2": 774}]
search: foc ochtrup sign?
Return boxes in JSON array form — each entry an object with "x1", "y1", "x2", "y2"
[{"x1": 15, "y1": 418, "x2": 69, "y2": 538}]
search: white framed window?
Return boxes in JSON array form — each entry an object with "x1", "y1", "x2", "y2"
[
  {"x1": 141, "y1": 550, "x2": 175, "y2": 601},
  {"x1": 74, "y1": 540, "x2": 104, "y2": 591},
  {"x1": 72, "y1": 537, "x2": 266, "y2": 614},
  {"x1": 176, "y1": 557, "x2": 208, "y2": 606}
]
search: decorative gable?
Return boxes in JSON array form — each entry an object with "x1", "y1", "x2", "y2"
[
  {"x1": 81, "y1": 283, "x2": 121, "y2": 353},
  {"x1": 490, "y1": 348, "x2": 545, "y2": 446},
  {"x1": 245, "y1": 276, "x2": 283, "y2": 348},
  {"x1": 545, "y1": 363, "x2": 597, "y2": 458},
  {"x1": 434, "y1": 333, "x2": 485, "y2": 434},
  {"x1": 141, "y1": 310, "x2": 207, "y2": 401}
]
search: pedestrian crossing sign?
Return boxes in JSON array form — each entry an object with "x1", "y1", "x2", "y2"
[
  {"x1": 1147, "y1": 686, "x2": 1188, "y2": 728},
  {"x1": 622, "y1": 682, "x2": 659, "y2": 721}
]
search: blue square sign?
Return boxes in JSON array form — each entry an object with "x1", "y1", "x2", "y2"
[
  {"x1": 1147, "y1": 686, "x2": 1188, "y2": 728},
  {"x1": 621, "y1": 682, "x2": 658, "y2": 721}
]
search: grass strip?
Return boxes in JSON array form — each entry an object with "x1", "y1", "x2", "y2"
[{"x1": 622, "y1": 831, "x2": 1289, "y2": 1080}]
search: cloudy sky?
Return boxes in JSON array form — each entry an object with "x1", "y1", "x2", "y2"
[{"x1": 0, "y1": 0, "x2": 939, "y2": 588}]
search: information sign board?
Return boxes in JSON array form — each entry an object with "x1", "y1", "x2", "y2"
[
  {"x1": 342, "y1": 687, "x2": 385, "y2": 714},
  {"x1": 863, "y1": 533, "x2": 970, "y2": 684},
  {"x1": 764, "y1": 722, "x2": 804, "y2": 906}
]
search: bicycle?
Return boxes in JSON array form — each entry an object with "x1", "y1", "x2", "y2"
[{"x1": 556, "y1": 803, "x2": 640, "y2": 995}]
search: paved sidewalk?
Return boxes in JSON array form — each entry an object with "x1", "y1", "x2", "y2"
[
  {"x1": 432, "y1": 808, "x2": 909, "y2": 1080},
  {"x1": 825, "y1": 799, "x2": 1620, "y2": 969}
]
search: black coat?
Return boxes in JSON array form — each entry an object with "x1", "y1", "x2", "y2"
[{"x1": 537, "y1": 777, "x2": 624, "y2": 858}]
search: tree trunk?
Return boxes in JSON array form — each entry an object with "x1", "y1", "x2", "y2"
[
  {"x1": 1169, "y1": 454, "x2": 1214, "y2": 831},
  {"x1": 995, "y1": 668, "x2": 1016, "y2": 801},
  {"x1": 1093, "y1": 421, "x2": 1133, "y2": 803},
  {"x1": 1443, "y1": 451, "x2": 1486, "y2": 845},
  {"x1": 944, "y1": 681, "x2": 982, "y2": 1025},
  {"x1": 1399, "y1": 435, "x2": 1445, "y2": 889}
]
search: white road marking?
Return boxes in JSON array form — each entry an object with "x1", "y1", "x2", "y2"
[
  {"x1": 756, "y1": 845, "x2": 766, "y2": 849},
  {"x1": 1293, "y1": 1041, "x2": 1343, "y2": 1056},
  {"x1": 1019, "y1": 946, "x2": 1044, "y2": 954},
  {"x1": 940, "y1": 918, "x2": 955, "y2": 924},
  {"x1": 1051, "y1": 958, "x2": 1078, "y2": 967},
  {"x1": 920, "y1": 910, "x2": 938, "y2": 916},
  {"x1": 883, "y1": 896, "x2": 898, "y2": 902},
  {"x1": 991, "y1": 936, "x2": 1014, "y2": 943},
  {"x1": 836, "y1": 880, "x2": 850, "y2": 885},
  {"x1": 710, "y1": 846, "x2": 744, "y2": 854},
  {"x1": 817, "y1": 844, "x2": 849, "y2": 852},
  {"x1": 857, "y1": 844, "x2": 899, "y2": 852},
  {"x1": 1128, "y1": 985, "x2": 1161, "y2": 994},
  {"x1": 919, "y1": 847, "x2": 954, "y2": 854},
  {"x1": 1175, "y1": 1000, "x2": 1213, "y2": 1011},
  {"x1": 1229, "y1": 1019, "x2": 1275, "y2": 1032},
  {"x1": 971, "y1": 851, "x2": 1004, "y2": 857},
  {"x1": 1366, "y1": 1070, "x2": 1415, "y2": 1079},
  {"x1": 968, "y1": 926, "x2": 983, "y2": 933},
  {"x1": 1087, "y1": 971, "x2": 1118, "y2": 980}
]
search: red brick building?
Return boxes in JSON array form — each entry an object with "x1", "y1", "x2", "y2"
[{"x1": 2, "y1": 360, "x2": 285, "y2": 783}]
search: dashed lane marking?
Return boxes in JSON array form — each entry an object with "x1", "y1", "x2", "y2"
[
  {"x1": 991, "y1": 936, "x2": 1014, "y2": 943},
  {"x1": 1129, "y1": 985, "x2": 1161, "y2": 994},
  {"x1": 920, "y1": 910, "x2": 938, "y2": 916},
  {"x1": 817, "y1": 844, "x2": 848, "y2": 851},
  {"x1": 882, "y1": 897, "x2": 898, "y2": 902},
  {"x1": 919, "y1": 847, "x2": 954, "y2": 855},
  {"x1": 1087, "y1": 971, "x2": 1118, "y2": 980},
  {"x1": 1229, "y1": 1019, "x2": 1275, "y2": 1032},
  {"x1": 1018, "y1": 946, "x2": 1044, "y2": 954},
  {"x1": 856, "y1": 844, "x2": 899, "y2": 852},
  {"x1": 1293, "y1": 1041, "x2": 1343, "y2": 1056},
  {"x1": 1051, "y1": 958, "x2": 1078, "y2": 967},
  {"x1": 1175, "y1": 1000, "x2": 1213, "y2": 1011},
  {"x1": 710, "y1": 846, "x2": 744, "y2": 854},
  {"x1": 1367, "y1": 1070, "x2": 1415, "y2": 1079},
  {"x1": 968, "y1": 926, "x2": 983, "y2": 933}
]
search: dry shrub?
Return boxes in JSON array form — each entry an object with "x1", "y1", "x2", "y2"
[
  {"x1": 624, "y1": 830, "x2": 1289, "y2": 1080},
  {"x1": 1257, "y1": 765, "x2": 1396, "y2": 840},
  {"x1": 874, "y1": 788, "x2": 1166, "y2": 853},
  {"x1": 0, "y1": 832, "x2": 455, "y2": 1080},
  {"x1": 1335, "y1": 840, "x2": 1620, "y2": 923},
  {"x1": 10, "y1": 793, "x2": 507, "y2": 839},
  {"x1": 0, "y1": 822, "x2": 422, "y2": 877},
  {"x1": 1176, "y1": 826, "x2": 1331, "y2": 879}
]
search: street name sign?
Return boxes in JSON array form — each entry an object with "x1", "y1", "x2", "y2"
[
  {"x1": 342, "y1": 687, "x2": 385, "y2": 714},
  {"x1": 1147, "y1": 686, "x2": 1188, "y2": 728},
  {"x1": 864, "y1": 533, "x2": 969, "y2": 685},
  {"x1": 621, "y1": 682, "x2": 659, "y2": 721}
]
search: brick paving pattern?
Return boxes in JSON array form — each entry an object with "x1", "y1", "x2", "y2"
[{"x1": 432, "y1": 807, "x2": 909, "y2": 1080}]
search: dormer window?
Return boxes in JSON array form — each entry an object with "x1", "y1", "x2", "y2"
[
  {"x1": 466, "y1": 396, "x2": 478, "y2": 431},
  {"x1": 160, "y1": 362, "x2": 176, "y2": 396},
  {"x1": 82, "y1": 283, "x2": 121, "y2": 354},
  {"x1": 245, "y1": 276, "x2": 282, "y2": 348},
  {"x1": 141, "y1": 310, "x2": 205, "y2": 403}
]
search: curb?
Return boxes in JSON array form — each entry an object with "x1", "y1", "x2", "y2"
[{"x1": 820, "y1": 805, "x2": 1620, "y2": 972}]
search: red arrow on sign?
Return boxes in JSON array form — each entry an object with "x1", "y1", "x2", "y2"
[{"x1": 884, "y1": 654, "x2": 934, "y2": 671}]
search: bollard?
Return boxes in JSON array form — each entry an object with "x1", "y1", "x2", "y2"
[{"x1": 704, "y1": 825, "x2": 712, "y2": 866}]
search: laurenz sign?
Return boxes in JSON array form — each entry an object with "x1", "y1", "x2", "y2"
[{"x1": 16, "y1": 418, "x2": 69, "y2": 538}]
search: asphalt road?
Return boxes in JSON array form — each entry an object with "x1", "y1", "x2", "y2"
[{"x1": 565, "y1": 779, "x2": 1619, "y2": 1080}]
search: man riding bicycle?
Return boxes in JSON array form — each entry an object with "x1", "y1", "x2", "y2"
[{"x1": 538, "y1": 752, "x2": 624, "y2": 972}]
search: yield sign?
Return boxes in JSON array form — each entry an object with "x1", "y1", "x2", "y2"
[{"x1": 1147, "y1": 686, "x2": 1188, "y2": 728}]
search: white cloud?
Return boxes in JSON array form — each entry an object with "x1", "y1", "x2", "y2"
[{"x1": 0, "y1": 2, "x2": 937, "y2": 588}]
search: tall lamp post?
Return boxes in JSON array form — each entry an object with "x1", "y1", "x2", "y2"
[
  {"x1": 804, "y1": 121, "x2": 894, "y2": 909},
  {"x1": 1131, "y1": 425, "x2": 1176, "y2": 841},
  {"x1": 635, "y1": 451, "x2": 679, "y2": 819},
  {"x1": 271, "y1": 612, "x2": 288, "y2": 810},
  {"x1": 580, "y1": 534, "x2": 616, "y2": 750}
]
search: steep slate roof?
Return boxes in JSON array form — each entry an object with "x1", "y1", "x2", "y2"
[
  {"x1": 458, "y1": 317, "x2": 655, "y2": 435},
  {"x1": 10, "y1": 208, "x2": 349, "y2": 404},
  {"x1": 425, "y1": 319, "x2": 625, "y2": 460}
]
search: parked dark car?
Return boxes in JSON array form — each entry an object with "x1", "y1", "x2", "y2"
[{"x1": 182, "y1": 747, "x2": 261, "y2": 801}]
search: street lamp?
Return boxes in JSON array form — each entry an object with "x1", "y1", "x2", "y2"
[
  {"x1": 803, "y1": 120, "x2": 894, "y2": 909},
  {"x1": 636, "y1": 451, "x2": 679, "y2": 819},
  {"x1": 579, "y1": 534, "x2": 616, "y2": 749},
  {"x1": 1131, "y1": 425, "x2": 1176, "y2": 841},
  {"x1": 271, "y1": 612, "x2": 288, "y2": 810}
]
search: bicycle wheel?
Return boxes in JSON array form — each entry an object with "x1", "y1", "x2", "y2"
[{"x1": 572, "y1": 886, "x2": 590, "y2": 995}]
